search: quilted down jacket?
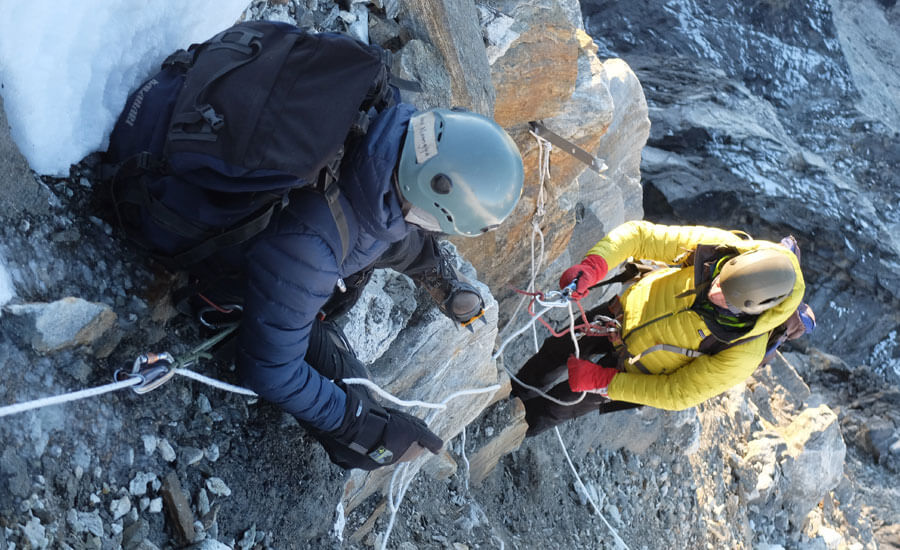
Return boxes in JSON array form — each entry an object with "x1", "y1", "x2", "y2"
[
  {"x1": 585, "y1": 221, "x2": 805, "y2": 410},
  {"x1": 235, "y1": 104, "x2": 417, "y2": 431}
]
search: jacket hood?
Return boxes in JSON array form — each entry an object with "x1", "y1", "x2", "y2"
[{"x1": 339, "y1": 103, "x2": 417, "y2": 243}]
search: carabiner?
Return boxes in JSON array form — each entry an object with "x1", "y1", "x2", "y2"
[
  {"x1": 198, "y1": 303, "x2": 243, "y2": 330},
  {"x1": 114, "y1": 352, "x2": 177, "y2": 394},
  {"x1": 535, "y1": 290, "x2": 570, "y2": 308}
]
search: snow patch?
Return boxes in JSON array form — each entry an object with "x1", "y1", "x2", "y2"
[
  {"x1": 870, "y1": 330, "x2": 900, "y2": 379},
  {"x1": 0, "y1": 0, "x2": 251, "y2": 176}
]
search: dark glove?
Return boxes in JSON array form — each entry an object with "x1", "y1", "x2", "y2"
[
  {"x1": 567, "y1": 356, "x2": 617, "y2": 394},
  {"x1": 558, "y1": 254, "x2": 609, "y2": 299},
  {"x1": 315, "y1": 385, "x2": 443, "y2": 471}
]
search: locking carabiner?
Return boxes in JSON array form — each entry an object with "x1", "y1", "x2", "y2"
[{"x1": 114, "y1": 352, "x2": 177, "y2": 394}]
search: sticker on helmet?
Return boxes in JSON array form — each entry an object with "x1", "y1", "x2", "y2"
[{"x1": 411, "y1": 111, "x2": 438, "y2": 164}]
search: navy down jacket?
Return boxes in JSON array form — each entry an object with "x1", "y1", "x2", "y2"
[{"x1": 236, "y1": 103, "x2": 418, "y2": 432}]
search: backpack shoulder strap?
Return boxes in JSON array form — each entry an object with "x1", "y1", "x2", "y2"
[
  {"x1": 166, "y1": 194, "x2": 290, "y2": 268},
  {"x1": 317, "y1": 156, "x2": 350, "y2": 263}
]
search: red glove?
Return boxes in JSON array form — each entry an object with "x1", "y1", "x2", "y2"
[
  {"x1": 558, "y1": 254, "x2": 609, "y2": 299},
  {"x1": 567, "y1": 356, "x2": 617, "y2": 394}
]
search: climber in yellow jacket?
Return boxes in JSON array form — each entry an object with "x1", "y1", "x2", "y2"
[{"x1": 511, "y1": 220, "x2": 809, "y2": 436}]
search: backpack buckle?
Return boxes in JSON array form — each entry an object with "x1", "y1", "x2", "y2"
[
  {"x1": 162, "y1": 49, "x2": 195, "y2": 71},
  {"x1": 350, "y1": 111, "x2": 371, "y2": 135},
  {"x1": 198, "y1": 104, "x2": 225, "y2": 131}
]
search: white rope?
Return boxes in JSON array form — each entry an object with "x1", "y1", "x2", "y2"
[
  {"x1": 376, "y1": 383, "x2": 501, "y2": 550},
  {"x1": 530, "y1": 131, "x2": 552, "y2": 351},
  {"x1": 492, "y1": 298, "x2": 589, "y2": 407},
  {"x1": 567, "y1": 300, "x2": 581, "y2": 360},
  {"x1": 509, "y1": 129, "x2": 631, "y2": 550},
  {"x1": 0, "y1": 378, "x2": 141, "y2": 418},
  {"x1": 554, "y1": 427, "x2": 631, "y2": 550},
  {"x1": 460, "y1": 426, "x2": 470, "y2": 492},
  {"x1": 492, "y1": 304, "x2": 555, "y2": 360},
  {"x1": 342, "y1": 377, "x2": 458, "y2": 409},
  {"x1": 175, "y1": 369, "x2": 258, "y2": 396},
  {"x1": 498, "y1": 131, "x2": 551, "y2": 341}
]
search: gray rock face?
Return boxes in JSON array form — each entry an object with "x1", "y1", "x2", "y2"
[
  {"x1": 336, "y1": 269, "x2": 417, "y2": 364},
  {"x1": 584, "y1": 0, "x2": 900, "y2": 367},
  {"x1": 3, "y1": 297, "x2": 116, "y2": 353},
  {"x1": 399, "y1": 0, "x2": 496, "y2": 114},
  {"x1": 0, "y1": 1, "x2": 896, "y2": 549},
  {"x1": 780, "y1": 405, "x2": 846, "y2": 525},
  {"x1": 340, "y1": 248, "x2": 503, "y2": 511},
  {"x1": 739, "y1": 404, "x2": 846, "y2": 528},
  {"x1": 830, "y1": 0, "x2": 900, "y2": 131}
]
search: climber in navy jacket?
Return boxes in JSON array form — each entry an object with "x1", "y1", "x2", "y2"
[
  {"x1": 230, "y1": 105, "x2": 524, "y2": 469},
  {"x1": 102, "y1": 20, "x2": 525, "y2": 471}
]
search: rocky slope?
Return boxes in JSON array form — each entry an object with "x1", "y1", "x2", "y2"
[
  {"x1": 581, "y1": 0, "x2": 900, "y2": 547},
  {"x1": 1, "y1": 1, "x2": 898, "y2": 549}
]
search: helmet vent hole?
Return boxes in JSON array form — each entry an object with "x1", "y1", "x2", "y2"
[
  {"x1": 434, "y1": 203, "x2": 453, "y2": 222},
  {"x1": 430, "y1": 174, "x2": 452, "y2": 194}
]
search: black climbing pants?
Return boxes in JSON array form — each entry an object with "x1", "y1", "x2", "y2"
[{"x1": 510, "y1": 300, "x2": 641, "y2": 437}]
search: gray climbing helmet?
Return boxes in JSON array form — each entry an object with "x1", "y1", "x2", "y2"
[
  {"x1": 719, "y1": 249, "x2": 796, "y2": 315},
  {"x1": 397, "y1": 108, "x2": 524, "y2": 236}
]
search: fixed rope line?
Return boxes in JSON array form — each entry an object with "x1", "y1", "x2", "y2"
[
  {"x1": 0, "y1": 378, "x2": 141, "y2": 418},
  {"x1": 0, "y1": 325, "x2": 252, "y2": 418},
  {"x1": 177, "y1": 369, "x2": 257, "y2": 396},
  {"x1": 488, "y1": 127, "x2": 629, "y2": 549},
  {"x1": 498, "y1": 130, "x2": 551, "y2": 343},
  {"x1": 554, "y1": 426, "x2": 631, "y2": 550},
  {"x1": 375, "y1": 382, "x2": 501, "y2": 550}
]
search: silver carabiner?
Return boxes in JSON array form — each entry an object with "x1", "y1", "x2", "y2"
[
  {"x1": 198, "y1": 303, "x2": 243, "y2": 330},
  {"x1": 114, "y1": 352, "x2": 177, "y2": 394},
  {"x1": 535, "y1": 290, "x2": 570, "y2": 308}
]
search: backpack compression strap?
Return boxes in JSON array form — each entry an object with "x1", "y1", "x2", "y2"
[
  {"x1": 166, "y1": 194, "x2": 290, "y2": 268},
  {"x1": 318, "y1": 155, "x2": 351, "y2": 263}
]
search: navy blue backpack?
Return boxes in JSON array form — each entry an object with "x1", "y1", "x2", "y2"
[{"x1": 104, "y1": 20, "x2": 404, "y2": 268}]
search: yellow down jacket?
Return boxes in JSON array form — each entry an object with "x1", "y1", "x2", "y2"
[{"x1": 585, "y1": 221, "x2": 805, "y2": 410}]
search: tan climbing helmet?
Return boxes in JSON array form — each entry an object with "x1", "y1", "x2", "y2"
[{"x1": 719, "y1": 249, "x2": 796, "y2": 315}]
